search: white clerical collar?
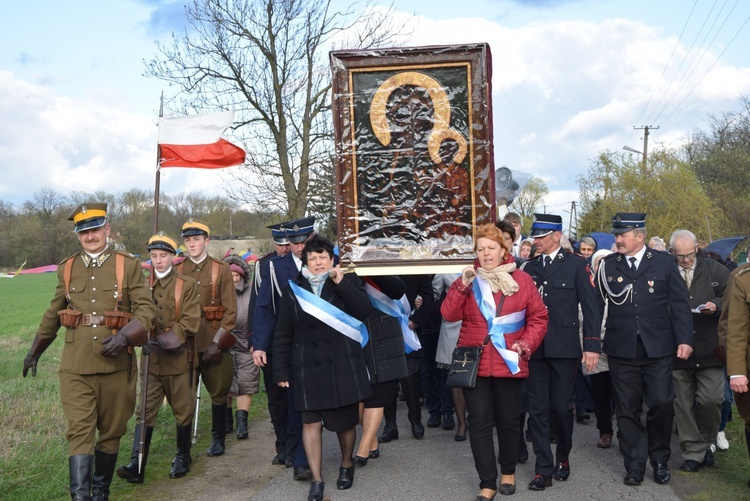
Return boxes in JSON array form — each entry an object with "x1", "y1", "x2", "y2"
[
  {"x1": 292, "y1": 253, "x2": 302, "y2": 271},
  {"x1": 155, "y1": 266, "x2": 173, "y2": 279},
  {"x1": 190, "y1": 253, "x2": 208, "y2": 265}
]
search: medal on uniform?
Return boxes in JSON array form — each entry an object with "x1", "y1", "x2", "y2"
[{"x1": 648, "y1": 280, "x2": 654, "y2": 293}]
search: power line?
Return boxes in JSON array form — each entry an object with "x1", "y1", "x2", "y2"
[
  {"x1": 658, "y1": 8, "x2": 750, "y2": 125},
  {"x1": 651, "y1": 0, "x2": 741, "y2": 125}
]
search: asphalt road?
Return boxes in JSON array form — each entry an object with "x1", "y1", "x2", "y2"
[{"x1": 250, "y1": 398, "x2": 689, "y2": 501}]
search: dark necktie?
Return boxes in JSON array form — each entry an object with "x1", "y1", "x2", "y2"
[
  {"x1": 629, "y1": 256, "x2": 637, "y2": 273},
  {"x1": 545, "y1": 255, "x2": 552, "y2": 268}
]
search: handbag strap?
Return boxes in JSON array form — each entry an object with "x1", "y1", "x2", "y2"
[{"x1": 480, "y1": 293, "x2": 507, "y2": 347}]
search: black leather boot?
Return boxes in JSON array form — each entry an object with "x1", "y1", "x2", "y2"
[
  {"x1": 207, "y1": 404, "x2": 227, "y2": 456},
  {"x1": 91, "y1": 449, "x2": 118, "y2": 501},
  {"x1": 745, "y1": 429, "x2": 750, "y2": 489},
  {"x1": 115, "y1": 424, "x2": 153, "y2": 483},
  {"x1": 69, "y1": 454, "x2": 93, "y2": 501},
  {"x1": 236, "y1": 410, "x2": 249, "y2": 439},
  {"x1": 170, "y1": 424, "x2": 193, "y2": 478},
  {"x1": 226, "y1": 404, "x2": 234, "y2": 433}
]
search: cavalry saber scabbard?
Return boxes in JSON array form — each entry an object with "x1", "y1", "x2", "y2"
[{"x1": 192, "y1": 374, "x2": 202, "y2": 444}]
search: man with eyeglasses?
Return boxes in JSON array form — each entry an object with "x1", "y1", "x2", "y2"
[{"x1": 669, "y1": 229, "x2": 729, "y2": 474}]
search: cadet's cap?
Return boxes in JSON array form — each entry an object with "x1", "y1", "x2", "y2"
[
  {"x1": 147, "y1": 232, "x2": 178, "y2": 254},
  {"x1": 69, "y1": 203, "x2": 108, "y2": 233},
  {"x1": 266, "y1": 222, "x2": 290, "y2": 245},
  {"x1": 281, "y1": 216, "x2": 315, "y2": 244},
  {"x1": 181, "y1": 219, "x2": 210, "y2": 238},
  {"x1": 611, "y1": 212, "x2": 647, "y2": 234},
  {"x1": 529, "y1": 213, "x2": 563, "y2": 238}
]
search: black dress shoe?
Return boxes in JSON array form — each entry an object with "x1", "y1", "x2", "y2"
[
  {"x1": 293, "y1": 466, "x2": 312, "y2": 481},
  {"x1": 455, "y1": 432, "x2": 467, "y2": 442},
  {"x1": 623, "y1": 470, "x2": 643, "y2": 486},
  {"x1": 575, "y1": 412, "x2": 591, "y2": 424},
  {"x1": 553, "y1": 460, "x2": 570, "y2": 481},
  {"x1": 368, "y1": 448, "x2": 380, "y2": 459},
  {"x1": 378, "y1": 430, "x2": 399, "y2": 443},
  {"x1": 653, "y1": 463, "x2": 671, "y2": 484},
  {"x1": 442, "y1": 413, "x2": 455, "y2": 430},
  {"x1": 336, "y1": 466, "x2": 354, "y2": 490},
  {"x1": 528, "y1": 474, "x2": 552, "y2": 490},
  {"x1": 411, "y1": 423, "x2": 425, "y2": 439},
  {"x1": 680, "y1": 460, "x2": 702, "y2": 472},
  {"x1": 308, "y1": 480, "x2": 324, "y2": 501},
  {"x1": 499, "y1": 482, "x2": 516, "y2": 496},
  {"x1": 353, "y1": 455, "x2": 368, "y2": 467},
  {"x1": 285, "y1": 458, "x2": 294, "y2": 468},
  {"x1": 475, "y1": 494, "x2": 496, "y2": 501},
  {"x1": 427, "y1": 413, "x2": 441, "y2": 428},
  {"x1": 271, "y1": 452, "x2": 286, "y2": 465},
  {"x1": 704, "y1": 448, "x2": 715, "y2": 466}
]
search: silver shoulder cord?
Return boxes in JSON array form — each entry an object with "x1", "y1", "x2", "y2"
[
  {"x1": 596, "y1": 259, "x2": 633, "y2": 306},
  {"x1": 269, "y1": 261, "x2": 281, "y2": 313}
]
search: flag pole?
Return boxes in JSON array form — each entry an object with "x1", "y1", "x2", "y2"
[{"x1": 139, "y1": 92, "x2": 164, "y2": 474}]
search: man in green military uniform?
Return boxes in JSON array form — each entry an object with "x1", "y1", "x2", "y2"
[
  {"x1": 719, "y1": 245, "x2": 750, "y2": 489},
  {"x1": 116, "y1": 233, "x2": 201, "y2": 484},
  {"x1": 177, "y1": 220, "x2": 237, "y2": 456},
  {"x1": 22, "y1": 203, "x2": 155, "y2": 501}
]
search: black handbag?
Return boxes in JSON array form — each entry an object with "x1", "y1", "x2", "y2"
[{"x1": 446, "y1": 293, "x2": 505, "y2": 389}]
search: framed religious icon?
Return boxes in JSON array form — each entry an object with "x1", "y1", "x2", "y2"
[{"x1": 330, "y1": 43, "x2": 496, "y2": 275}]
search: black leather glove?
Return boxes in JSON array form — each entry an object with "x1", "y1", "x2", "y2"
[
  {"x1": 202, "y1": 342, "x2": 224, "y2": 364},
  {"x1": 23, "y1": 354, "x2": 40, "y2": 377},
  {"x1": 141, "y1": 338, "x2": 163, "y2": 356},
  {"x1": 100, "y1": 331, "x2": 129, "y2": 359}
]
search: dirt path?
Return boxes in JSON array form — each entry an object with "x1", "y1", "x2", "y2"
[{"x1": 140, "y1": 409, "x2": 281, "y2": 500}]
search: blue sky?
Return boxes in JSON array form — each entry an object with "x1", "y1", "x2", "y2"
[{"x1": 2, "y1": 0, "x2": 749, "y2": 218}]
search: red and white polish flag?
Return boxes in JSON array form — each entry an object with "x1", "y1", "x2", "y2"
[{"x1": 158, "y1": 110, "x2": 246, "y2": 169}]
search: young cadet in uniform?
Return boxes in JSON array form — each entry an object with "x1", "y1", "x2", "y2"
[
  {"x1": 248, "y1": 222, "x2": 292, "y2": 464},
  {"x1": 520, "y1": 213, "x2": 601, "y2": 490},
  {"x1": 253, "y1": 216, "x2": 315, "y2": 480},
  {"x1": 595, "y1": 212, "x2": 693, "y2": 487},
  {"x1": 178, "y1": 220, "x2": 237, "y2": 457},
  {"x1": 116, "y1": 233, "x2": 201, "y2": 483},
  {"x1": 22, "y1": 203, "x2": 155, "y2": 501}
]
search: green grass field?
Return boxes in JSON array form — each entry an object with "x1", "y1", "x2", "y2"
[{"x1": 0, "y1": 273, "x2": 267, "y2": 500}]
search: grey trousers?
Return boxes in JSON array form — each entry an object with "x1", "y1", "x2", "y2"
[{"x1": 673, "y1": 366, "x2": 724, "y2": 462}]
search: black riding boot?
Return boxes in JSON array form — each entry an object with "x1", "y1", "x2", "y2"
[
  {"x1": 226, "y1": 404, "x2": 234, "y2": 433},
  {"x1": 91, "y1": 449, "x2": 118, "y2": 501},
  {"x1": 745, "y1": 429, "x2": 750, "y2": 489},
  {"x1": 207, "y1": 404, "x2": 227, "y2": 456},
  {"x1": 236, "y1": 410, "x2": 249, "y2": 439},
  {"x1": 115, "y1": 424, "x2": 153, "y2": 483},
  {"x1": 170, "y1": 424, "x2": 193, "y2": 478},
  {"x1": 69, "y1": 454, "x2": 93, "y2": 501}
]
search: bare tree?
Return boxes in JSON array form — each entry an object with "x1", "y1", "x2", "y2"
[
  {"x1": 145, "y1": 0, "x2": 410, "y2": 218},
  {"x1": 511, "y1": 176, "x2": 549, "y2": 229}
]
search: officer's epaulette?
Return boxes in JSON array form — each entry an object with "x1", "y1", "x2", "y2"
[
  {"x1": 736, "y1": 264, "x2": 750, "y2": 277},
  {"x1": 114, "y1": 249, "x2": 137, "y2": 259},
  {"x1": 59, "y1": 252, "x2": 81, "y2": 265}
]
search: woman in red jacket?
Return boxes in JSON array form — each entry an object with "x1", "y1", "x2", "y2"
[{"x1": 442, "y1": 223, "x2": 548, "y2": 499}]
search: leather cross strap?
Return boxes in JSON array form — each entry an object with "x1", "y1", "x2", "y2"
[
  {"x1": 63, "y1": 256, "x2": 75, "y2": 303},
  {"x1": 210, "y1": 260, "x2": 219, "y2": 305},
  {"x1": 114, "y1": 253, "x2": 125, "y2": 311},
  {"x1": 174, "y1": 277, "x2": 184, "y2": 319}
]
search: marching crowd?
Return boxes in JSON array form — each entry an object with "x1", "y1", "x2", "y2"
[{"x1": 21, "y1": 202, "x2": 750, "y2": 501}]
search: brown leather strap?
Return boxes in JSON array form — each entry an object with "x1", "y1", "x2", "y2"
[
  {"x1": 210, "y1": 260, "x2": 219, "y2": 305},
  {"x1": 174, "y1": 277, "x2": 184, "y2": 319},
  {"x1": 63, "y1": 257, "x2": 74, "y2": 302},
  {"x1": 115, "y1": 253, "x2": 125, "y2": 311},
  {"x1": 176, "y1": 262, "x2": 184, "y2": 275}
]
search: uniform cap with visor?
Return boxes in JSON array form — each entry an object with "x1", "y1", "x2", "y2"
[{"x1": 69, "y1": 203, "x2": 108, "y2": 233}]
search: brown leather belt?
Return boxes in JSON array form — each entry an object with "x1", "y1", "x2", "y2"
[{"x1": 81, "y1": 314, "x2": 106, "y2": 326}]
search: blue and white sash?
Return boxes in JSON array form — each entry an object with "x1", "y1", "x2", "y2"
[
  {"x1": 364, "y1": 283, "x2": 422, "y2": 354},
  {"x1": 289, "y1": 281, "x2": 369, "y2": 348},
  {"x1": 473, "y1": 277, "x2": 525, "y2": 374}
]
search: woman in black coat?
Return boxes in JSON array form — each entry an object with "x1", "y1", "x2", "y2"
[{"x1": 273, "y1": 235, "x2": 372, "y2": 501}]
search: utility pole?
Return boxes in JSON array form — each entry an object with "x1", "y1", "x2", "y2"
[
  {"x1": 568, "y1": 201, "x2": 577, "y2": 239},
  {"x1": 633, "y1": 125, "x2": 659, "y2": 175}
]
